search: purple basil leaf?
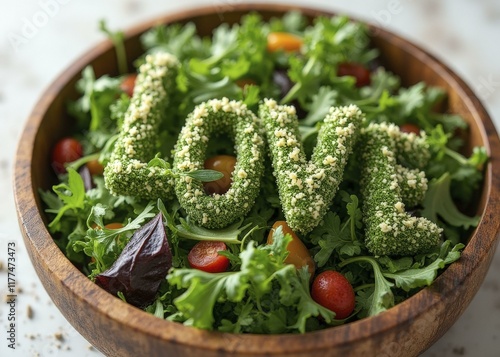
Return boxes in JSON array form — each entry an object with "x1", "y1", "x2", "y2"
[{"x1": 95, "y1": 213, "x2": 172, "y2": 307}]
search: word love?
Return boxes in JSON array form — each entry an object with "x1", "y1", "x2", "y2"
[{"x1": 104, "y1": 52, "x2": 441, "y2": 256}]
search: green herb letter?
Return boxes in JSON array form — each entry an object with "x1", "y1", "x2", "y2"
[
  {"x1": 359, "y1": 122, "x2": 442, "y2": 256},
  {"x1": 104, "y1": 52, "x2": 179, "y2": 199},
  {"x1": 260, "y1": 100, "x2": 364, "y2": 234},
  {"x1": 173, "y1": 98, "x2": 265, "y2": 229}
]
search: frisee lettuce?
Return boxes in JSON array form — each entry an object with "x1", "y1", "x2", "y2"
[{"x1": 167, "y1": 227, "x2": 336, "y2": 333}]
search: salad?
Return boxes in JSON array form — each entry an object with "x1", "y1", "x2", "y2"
[{"x1": 41, "y1": 12, "x2": 487, "y2": 334}]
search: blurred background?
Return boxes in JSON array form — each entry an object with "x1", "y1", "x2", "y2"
[{"x1": 1, "y1": 1, "x2": 499, "y2": 356}]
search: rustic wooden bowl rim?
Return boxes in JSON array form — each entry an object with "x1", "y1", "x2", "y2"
[{"x1": 14, "y1": 2, "x2": 500, "y2": 355}]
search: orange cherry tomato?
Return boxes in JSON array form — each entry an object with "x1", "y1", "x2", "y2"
[
  {"x1": 86, "y1": 159, "x2": 104, "y2": 176},
  {"x1": 311, "y1": 270, "x2": 355, "y2": 319},
  {"x1": 103, "y1": 222, "x2": 126, "y2": 245},
  {"x1": 267, "y1": 32, "x2": 303, "y2": 53},
  {"x1": 337, "y1": 62, "x2": 371, "y2": 87},
  {"x1": 400, "y1": 123, "x2": 421, "y2": 135},
  {"x1": 104, "y1": 223, "x2": 124, "y2": 229},
  {"x1": 267, "y1": 221, "x2": 315, "y2": 276},
  {"x1": 91, "y1": 222, "x2": 124, "y2": 230},
  {"x1": 51, "y1": 137, "x2": 83, "y2": 174},
  {"x1": 203, "y1": 155, "x2": 237, "y2": 195},
  {"x1": 188, "y1": 241, "x2": 230, "y2": 273},
  {"x1": 120, "y1": 73, "x2": 137, "y2": 97}
]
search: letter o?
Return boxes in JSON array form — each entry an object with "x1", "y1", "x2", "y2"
[{"x1": 173, "y1": 98, "x2": 265, "y2": 229}]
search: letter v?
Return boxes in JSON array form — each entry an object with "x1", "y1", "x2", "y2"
[{"x1": 259, "y1": 99, "x2": 364, "y2": 234}]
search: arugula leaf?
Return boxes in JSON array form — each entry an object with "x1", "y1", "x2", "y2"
[
  {"x1": 340, "y1": 256, "x2": 394, "y2": 316},
  {"x1": 383, "y1": 256, "x2": 445, "y2": 291},
  {"x1": 365, "y1": 260, "x2": 395, "y2": 316},
  {"x1": 421, "y1": 173, "x2": 480, "y2": 229},
  {"x1": 181, "y1": 71, "x2": 240, "y2": 104},
  {"x1": 344, "y1": 193, "x2": 363, "y2": 243},
  {"x1": 47, "y1": 168, "x2": 86, "y2": 230},
  {"x1": 341, "y1": 240, "x2": 464, "y2": 317},
  {"x1": 376, "y1": 256, "x2": 413, "y2": 273},
  {"x1": 175, "y1": 217, "x2": 250, "y2": 244},
  {"x1": 382, "y1": 241, "x2": 464, "y2": 291}
]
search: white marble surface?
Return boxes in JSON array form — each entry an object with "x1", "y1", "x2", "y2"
[{"x1": 1, "y1": 1, "x2": 499, "y2": 356}]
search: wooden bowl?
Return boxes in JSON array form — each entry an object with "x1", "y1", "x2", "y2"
[{"x1": 14, "y1": 3, "x2": 500, "y2": 357}]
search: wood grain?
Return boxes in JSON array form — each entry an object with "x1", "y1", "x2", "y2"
[{"x1": 13, "y1": 3, "x2": 500, "y2": 357}]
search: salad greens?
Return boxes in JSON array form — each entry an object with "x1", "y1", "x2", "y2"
[{"x1": 40, "y1": 12, "x2": 487, "y2": 333}]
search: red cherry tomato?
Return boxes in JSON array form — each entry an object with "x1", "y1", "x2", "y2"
[
  {"x1": 120, "y1": 74, "x2": 137, "y2": 97},
  {"x1": 337, "y1": 62, "x2": 371, "y2": 87},
  {"x1": 311, "y1": 270, "x2": 355, "y2": 319},
  {"x1": 51, "y1": 137, "x2": 83, "y2": 174},
  {"x1": 203, "y1": 155, "x2": 237, "y2": 195},
  {"x1": 400, "y1": 123, "x2": 421, "y2": 135},
  {"x1": 188, "y1": 241, "x2": 230, "y2": 273},
  {"x1": 267, "y1": 221, "x2": 315, "y2": 276}
]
